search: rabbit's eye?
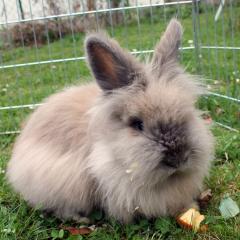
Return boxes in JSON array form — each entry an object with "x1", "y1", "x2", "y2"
[{"x1": 129, "y1": 117, "x2": 144, "y2": 131}]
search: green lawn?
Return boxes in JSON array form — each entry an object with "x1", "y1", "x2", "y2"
[{"x1": 0, "y1": 3, "x2": 239, "y2": 240}]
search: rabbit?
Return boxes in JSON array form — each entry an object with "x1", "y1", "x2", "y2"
[{"x1": 7, "y1": 19, "x2": 214, "y2": 224}]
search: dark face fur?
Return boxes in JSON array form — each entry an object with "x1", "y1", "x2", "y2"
[{"x1": 147, "y1": 121, "x2": 190, "y2": 169}]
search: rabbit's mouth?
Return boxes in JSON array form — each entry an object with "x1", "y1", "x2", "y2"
[
  {"x1": 161, "y1": 156, "x2": 188, "y2": 169},
  {"x1": 162, "y1": 160, "x2": 180, "y2": 169},
  {"x1": 158, "y1": 162, "x2": 179, "y2": 172},
  {"x1": 157, "y1": 157, "x2": 189, "y2": 172}
]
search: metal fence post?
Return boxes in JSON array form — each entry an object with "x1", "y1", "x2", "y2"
[{"x1": 192, "y1": 0, "x2": 201, "y2": 73}]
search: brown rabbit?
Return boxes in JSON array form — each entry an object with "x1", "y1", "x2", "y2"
[{"x1": 7, "y1": 19, "x2": 214, "y2": 223}]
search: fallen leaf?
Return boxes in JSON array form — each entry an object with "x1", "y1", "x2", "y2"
[
  {"x1": 215, "y1": 107, "x2": 224, "y2": 116},
  {"x1": 61, "y1": 226, "x2": 93, "y2": 236},
  {"x1": 198, "y1": 189, "x2": 212, "y2": 209},
  {"x1": 202, "y1": 113, "x2": 211, "y2": 120},
  {"x1": 201, "y1": 113, "x2": 212, "y2": 124},
  {"x1": 199, "y1": 189, "x2": 212, "y2": 202},
  {"x1": 176, "y1": 208, "x2": 205, "y2": 232},
  {"x1": 219, "y1": 196, "x2": 240, "y2": 219},
  {"x1": 204, "y1": 117, "x2": 212, "y2": 124}
]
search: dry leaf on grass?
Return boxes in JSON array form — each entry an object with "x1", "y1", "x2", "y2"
[
  {"x1": 215, "y1": 107, "x2": 224, "y2": 116},
  {"x1": 176, "y1": 208, "x2": 206, "y2": 232},
  {"x1": 201, "y1": 113, "x2": 213, "y2": 124},
  {"x1": 198, "y1": 189, "x2": 213, "y2": 209},
  {"x1": 61, "y1": 226, "x2": 94, "y2": 236}
]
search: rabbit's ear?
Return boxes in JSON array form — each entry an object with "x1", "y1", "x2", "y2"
[
  {"x1": 151, "y1": 19, "x2": 183, "y2": 72},
  {"x1": 85, "y1": 33, "x2": 141, "y2": 91}
]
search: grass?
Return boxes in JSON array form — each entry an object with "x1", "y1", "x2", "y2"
[{"x1": 0, "y1": 3, "x2": 239, "y2": 240}]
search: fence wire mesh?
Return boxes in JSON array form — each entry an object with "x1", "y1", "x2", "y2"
[{"x1": 0, "y1": 0, "x2": 239, "y2": 135}]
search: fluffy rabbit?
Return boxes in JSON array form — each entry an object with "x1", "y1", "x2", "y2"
[{"x1": 7, "y1": 19, "x2": 214, "y2": 223}]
